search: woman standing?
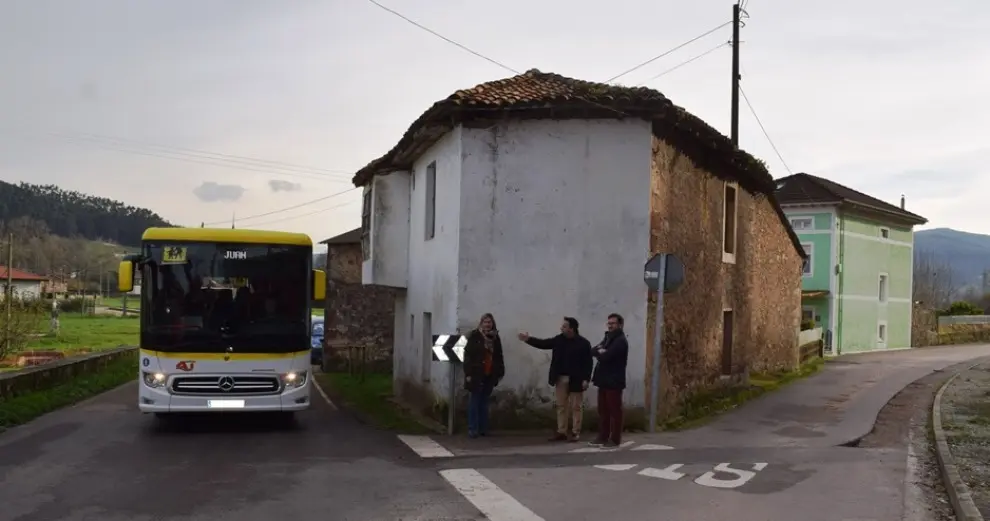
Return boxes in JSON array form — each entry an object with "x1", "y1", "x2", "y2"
[{"x1": 463, "y1": 313, "x2": 506, "y2": 438}]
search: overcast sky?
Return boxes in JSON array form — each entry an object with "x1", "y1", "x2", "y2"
[{"x1": 1, "y1": 0, "x2": 987, "y2": 247}]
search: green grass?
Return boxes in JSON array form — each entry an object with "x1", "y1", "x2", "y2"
[
  {"x1": 0, "y1": 351, "x2": 137, "y2": 431},
  {"x1": 26, "y1": 315, "x2": 139, "y2": 354},
  {"x1": 99, "y1": 297, "x2": 140, "y2": 310},
  {"x1": 661, "y1": 357, "x2": 825, "y2": 431},
  {"x1": 315, "y1": 372, "x2": 432, "y2": 434}
]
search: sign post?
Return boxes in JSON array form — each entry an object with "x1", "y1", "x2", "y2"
[
  {"x1": 644, "y1": 252, "x2": 684, "y2": 433},
  {"x1": 432, "y1": 334, "x2": 467, "y2": 435}
]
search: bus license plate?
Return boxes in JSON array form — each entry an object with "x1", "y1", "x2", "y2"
[{"x1": 208, "y1": 399, "x2": 245, "y2": 409}]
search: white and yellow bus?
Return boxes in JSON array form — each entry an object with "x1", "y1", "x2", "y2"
[{"x1": 117, "y1": 227, "x2": 326, "y2": 419}]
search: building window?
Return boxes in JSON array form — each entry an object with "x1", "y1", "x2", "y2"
[
  {"x1": 801, "y1": 307, "x2": 814, "y2": 322},
  {"x1": 878, "y1": 273, "x2": 888, "y2": 302},
  {"x1": 790, "y1": 217, "x2": 813, "y2": 231},
  {"x1": 879, "y1": 227, "x2": 890, "y2": 239},
  {"x1": 425, "y1": 161, "x2": 437, "y2": 241},
  {"x1": 878, "y1": 323, "x2": 887, "y2": 342},
  {"x1": 361, "y1": 189, "x2": 372, "y2": 260},
  {"x1": 722, "y1": 183, "x2": 738, "y2": 263},
  {"x1": 801, "y1": 243, "x2": 813, "y2": 276}
]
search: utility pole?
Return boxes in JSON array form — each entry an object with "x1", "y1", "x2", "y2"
[
  {"x1": 730, "y1": 1, "x2": 741, "y2": 147},
  {"x1": 4, "y1": 234, "x2": 12, "y2": 354}
]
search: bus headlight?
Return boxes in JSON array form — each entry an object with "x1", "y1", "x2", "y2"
[
  {"x1": 143, "y1": 372, "x2": 167, "y2": 388},
  {"x1": 282, "y1": 371, "x2": 308, "y2": 388}
]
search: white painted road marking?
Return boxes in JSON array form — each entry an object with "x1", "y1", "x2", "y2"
[
  {"x1": 311, "y1": 377, "x2": 337, "y2": 411},
  {"x1": 569, "y1": 440, "x2": 635, "y2": 453},
  {"x1": 397, "y1": 435, "x2": 454, "y2": 458},
  {"x1": 694, "y1": 463, "x2": 768, "y2": 489},
  {"x1": 631, "y1": 443, "x2": 674, "y2": 451},
  {"x1": 594, "y1": 464, "x2": 638, "y2": 471},
  {"x1": 440, "y1": 468, "x2": 546, "y2": 521},
  {"x1": 639, "y1": 464, "x2": 686, "y2": 481}
]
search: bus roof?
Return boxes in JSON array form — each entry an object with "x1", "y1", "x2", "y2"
[{"x1": 142, "y1": 227, "x2": 313, "y2": 247}]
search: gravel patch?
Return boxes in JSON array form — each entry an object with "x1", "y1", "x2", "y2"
[{"x1": 940, "y1": 362, "x2": 990, "y2": 518}]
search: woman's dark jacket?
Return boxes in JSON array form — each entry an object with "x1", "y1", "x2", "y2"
[
  {"x1": 524, "y1": 334, "x2": 593, "y2": 393},
  {"x1": 592, "y1": 330, "x2": 629, "y2": 390},
  {"x1": 462, "y1": 329, "x2": 506, "y2": 392}
]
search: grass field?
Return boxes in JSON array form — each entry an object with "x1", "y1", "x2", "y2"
[
  {"x1": 27, "y1": 315, "x2": 139, "y2": 354},
  {"x1": 99, "y1": 296, "x2": 140, "y2": 310}
]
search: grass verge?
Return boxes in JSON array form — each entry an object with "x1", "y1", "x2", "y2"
[
  {"x1": 314, "y1": 371, "x2": 433, "y2": 434},
  {"x1": 26, "y1": 315, "x2": 139, "y2": 354},
  {"x1": 662, "y1": 357, "x2": 825, "y2": 431},
  {"x1": 0, "y1": 352, "x2": 137, "y2": 432}
]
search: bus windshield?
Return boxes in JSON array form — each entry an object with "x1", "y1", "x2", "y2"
[{"x1": 140, "y1": 242, "x2": 310, "y2": 353}]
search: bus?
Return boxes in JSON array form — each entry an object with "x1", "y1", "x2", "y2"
[{"x1": 117, "y1": 227, "x2": 326, "y2": 418}]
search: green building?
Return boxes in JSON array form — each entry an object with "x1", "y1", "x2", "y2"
[{"x1": 775, "y1": 173, "x2": 927, "y2": 354}]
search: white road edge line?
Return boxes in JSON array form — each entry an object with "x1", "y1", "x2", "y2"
[
  {"x1": 440, "y1": 468, "x2": 546, "y2": 521},
  {"x1": 397, "y1": 435, "x2": 454, "y2": 458},
  {"x1": 311, "y1": 377, "x2": 337, "y2": 411}
]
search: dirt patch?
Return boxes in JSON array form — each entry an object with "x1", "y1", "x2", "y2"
[{"x1": 938, "y1": 360, "x2": 990, "y2": 518}]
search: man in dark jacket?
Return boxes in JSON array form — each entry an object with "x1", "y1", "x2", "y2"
[
  {"x1": 591, "y1": 313, "x2": 629, "y2": 447},
  {"x1": 518, "y1": 317, "x2": 593, "y2": 442}
]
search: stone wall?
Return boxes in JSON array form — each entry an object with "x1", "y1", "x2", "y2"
[
  {"x1": 0, "y1": 347, "x2": 136, "y2": 399},
  {"x1": 323, "y1": 242, "x2": 397, "y2": 372},
  {"x1": 645, "y1": 137, "x2": 803, "y2": 418}
]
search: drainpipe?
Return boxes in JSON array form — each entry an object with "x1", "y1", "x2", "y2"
[{"x1": 836, "y1": 209, "x2": 846, "y2": 355}]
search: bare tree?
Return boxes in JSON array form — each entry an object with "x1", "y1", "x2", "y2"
[{"x1": 914, "y1": 250, "x2": 958, "y2": 309}]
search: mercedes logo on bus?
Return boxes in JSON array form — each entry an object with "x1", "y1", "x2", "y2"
[{"x1": 217, "y1": 376, "x2": 236, "y2": 392}]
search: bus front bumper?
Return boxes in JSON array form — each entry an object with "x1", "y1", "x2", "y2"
[{"x1": 139, "y1": 381, "x2": 311, "y2": 413}]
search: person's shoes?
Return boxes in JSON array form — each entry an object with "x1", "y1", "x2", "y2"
[
  {"x1": 548, "y1": 433, "x2": 568, "y2": 442},
  {"x1": 603, "y1": 440, "x2": 619, "y2": 448},
  {"x1": 588, "y1": 439, "x2": 606, "y2": 446},
  {"x1": 568, "y1": 434, "x2": 580, "y2": 443},
  {"x1": 468, "y1": 432, "x2": 479, "y2": 439}
]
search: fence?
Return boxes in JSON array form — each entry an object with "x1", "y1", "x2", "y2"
[
  {"x1": 938, "y1": 315, "x2": 990, "y2": 327},
  {"x1": 798, "y1": 327, "x2": 824, "y2": 363}
]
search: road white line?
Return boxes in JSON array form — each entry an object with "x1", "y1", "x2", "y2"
[
  {"x1": 397, "y1": 435, "x2": 454, "y2": 458},
  {"x1": 631, "y1": 443, "x2": 674, "y2": 451},
  {"x1": 595, "y1": 464, "x2": 638, "y2": 471},
  {"x1": 440, "y1": 468, "x2": 546, "y2": 521},
  {"x1": 311, "y1": 377, "x2": 337, "y2": 411}
]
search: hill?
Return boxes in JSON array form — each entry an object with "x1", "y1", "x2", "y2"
[
  {"x1": 0, "y1": 181, "x2": 172, "y2": 246},
  {"x1": 915, "y1": 228, "x2": 990, "y2": 286}
]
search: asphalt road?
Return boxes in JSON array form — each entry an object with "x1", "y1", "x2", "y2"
[
  {"x1": 0, "y1": 381, "x2": 481, "y2": 521},
  {"x1": 4, "y1": 345, "x2": 988, "y2": 521}
]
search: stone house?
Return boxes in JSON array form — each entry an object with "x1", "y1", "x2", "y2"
[
  {"x1": 319, "y1": 228, "x2": 397, "y2": 372},
  {"x1": 352, "y1": 69, "x2": 806, "y2": 419}
]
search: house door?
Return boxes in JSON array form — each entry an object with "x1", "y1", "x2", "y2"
[{"x1": 721, "y1": 310, "x2": 734, "y2": 375}]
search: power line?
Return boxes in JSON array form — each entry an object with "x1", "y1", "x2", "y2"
[
  {"x1": 244, "y1": 200, "x2": 360, "y2": 228},
  {"x1": 636, "y1": 41, "x2": 730, "y2": 86},
  {"x1": 202, "y1": 186, "x2": 361, "y2": 226},
  {"x1": 603, "y1": 21, "x2": 733, "y2": 83},
  {"x1": 738, "y1": 85, "x2": 792, "y2": 175}
]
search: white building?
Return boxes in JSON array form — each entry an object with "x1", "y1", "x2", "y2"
[
  {"x1": 0, "y1": 266, "x2": 48, "y2": 300},
  {"x1": 355, "y1": 70, "x2": 804, "y2": 412}
]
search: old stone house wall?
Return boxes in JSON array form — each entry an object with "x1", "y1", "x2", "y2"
[
  {"x1": 323, "y1": 242, "x2": 397, "y2": 372},
  {"x1": 646, "y1": 137, "x2": 803, "y2": 417}
]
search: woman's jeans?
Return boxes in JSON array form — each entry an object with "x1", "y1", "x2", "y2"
[{"x1": 467, "y1": 383, "x2": 493, "y2": 436}]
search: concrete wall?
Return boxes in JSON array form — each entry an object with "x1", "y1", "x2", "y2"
[
  {"x1": 0, "y1": 347, "x2": 136, "y2": 399},
  {"x1": 324, "y1": 242, "x2": 397, "y2": 372},
  {"x1": 362, "y1": 172, "x2": 411, "y2": 288},
  {"x1": 392, "y1": 129, "x2": 464, "y2": 403},
  {"x1": 784, "y1": 206, "x2": 838, "y2": 341},
  {"x1": 1, "y1": 281, "x2": 43, "y2": 300},
  {"x1": 646, "y1": 138, "x2": 802, "y2": 417},
  {"x1": 456, "y1": 119, "x2": 653, "y2": 407}
]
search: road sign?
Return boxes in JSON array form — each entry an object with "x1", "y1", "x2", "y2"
[
  {"x1": 644, "y1": 253, "x2": 685, "y2": 293},
  {"x1": 431, "y1": 334, "x2": 467, "y2": 363}
]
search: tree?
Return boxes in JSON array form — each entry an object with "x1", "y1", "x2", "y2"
[{"x1": 914, "y1": 250, "x2": 958, "y2": 309}]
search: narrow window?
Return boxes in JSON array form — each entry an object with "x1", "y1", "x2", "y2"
[
  {"x1": 789, "y1": 217, "x2": 813, "y2": 230},
  {"x1": 801, "y1": 243, "x2": 813, "y2": 276},
  {"x1": 425, "y1": 162, "x2": 437, "y2": 240},
  {"x1": 878, "y1": 323, "x2": 887, "y2": 342},
  {"x1": 361, "y1": 189, "x2": 372, "y2": 260},
  {"x1": 722, "y1": 183, "x2": 738, "y2": 262},
  {"x1": 879, "y1": 227, "x2": 890, "y2": 239},
  {"x1": 721, "y1": 310, "x2": 734, "y2": 375},
  {"x1": 878, "y1": 274, "x2": 888, "y2": 302}
]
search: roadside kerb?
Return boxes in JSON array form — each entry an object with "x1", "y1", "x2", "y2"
[
  {"x1": 0, "y1": 346, "x2": 137, "y2": 400},
  {"x1": 932, "y1": 361, "x2": 985, "y2": 521}
]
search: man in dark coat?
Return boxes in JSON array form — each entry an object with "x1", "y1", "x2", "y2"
[
  {"x1": 518, "y1": 317, "x2": 593, "y2": 442},
  {"x1": 591, "y1": 313, "x2": 629, "y2": 447}
]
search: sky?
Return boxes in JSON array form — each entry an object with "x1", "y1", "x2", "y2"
[{"x1": 1, "y1": 0, "x2": 988, "y2": 249}]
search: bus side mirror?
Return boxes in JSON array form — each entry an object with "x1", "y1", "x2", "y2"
[
  {"x1": 312, "y1": 269, "x2": 326, "y2": 301},
  {"x1": 118, "y1": 260, "x2": 134, "y2": 293}
]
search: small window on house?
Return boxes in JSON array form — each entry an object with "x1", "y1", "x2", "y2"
[
  {"x1": 425, "y1": 161, "x2": 437, "y2": 240},
  {"x1": 801, "y1": 307, "x2": 814, "y2": 322},
  {"x1": 878, "y1": 323, "x2": 887, "y2": 342},
  {"x1": 878, "y1": 273, "x2": 888, "y2": 302},
  {"x1": 790, "y1": 217, "x2": 813, "y2": 231},
  {"x1": 801, "y1": 243, "x2": 813, "y2": 276},
  {"x1": 361, "y1": 189, "x2": 372, "y2": 260},
  {"x1": 879, "y1": 227, "x2": 890, "y2": 239},
  {"x1": 722, "y1": 183, "x2": 738, "y2": 262}
]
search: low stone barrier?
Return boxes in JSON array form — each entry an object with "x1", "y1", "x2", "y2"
[{"x1": 0, "y1": 346, "x2": 137, "y2": 400}]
